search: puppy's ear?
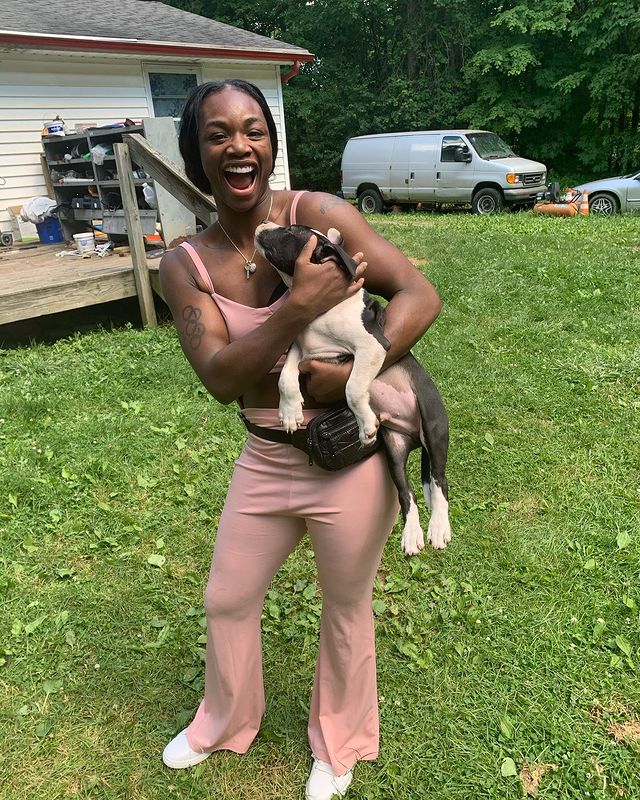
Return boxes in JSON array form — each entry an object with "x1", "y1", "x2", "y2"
[
  {"x1": 326, "y1": 227, "x2": 343, "y2": 245},
  {"x1": 315, "y1": 240, "x2": 358, "y2": 280}
]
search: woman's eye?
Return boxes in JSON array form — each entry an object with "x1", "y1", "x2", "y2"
[
  {"x1": 209, "y1": 133, "x2": 226, "y2": 143},
  {"x1": 248, "y1": 130, "x2": 265, "y2": 139}
]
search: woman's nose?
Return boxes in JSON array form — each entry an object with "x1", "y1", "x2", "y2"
[{"x1": 227, "y1": 131, "x2": 250, "y2": 154}]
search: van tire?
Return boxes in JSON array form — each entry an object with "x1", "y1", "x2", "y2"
[
  {"x1": 358, "y1": 189, "x2": 384, "y2": 214},
  {"x1": 472, "y1": 188, "x2": 503, "y2": 215}
]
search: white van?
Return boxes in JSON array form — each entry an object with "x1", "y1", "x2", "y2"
[{"x1": 340, "y1": 130, "x2": 547, "y2": 214}]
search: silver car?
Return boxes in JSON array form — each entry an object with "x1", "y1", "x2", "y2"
[{"x1": 574, "y1": 170, "x2": 640, "y2": 214}]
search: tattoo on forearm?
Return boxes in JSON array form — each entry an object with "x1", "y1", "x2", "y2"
[
  {"x1": 319, "y1": 196, "x2": 348, "y2": 215},
  {"x1": 182, "y1": 305, "x2": 204, "y2": 349}
]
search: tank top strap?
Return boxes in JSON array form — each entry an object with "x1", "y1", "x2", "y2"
[
  {"x1": 289, "y1": 190, "x2": 308, "y2": 225},
  {"x1": 178, "y1": 241, "x2": 215, "y2": 296}
]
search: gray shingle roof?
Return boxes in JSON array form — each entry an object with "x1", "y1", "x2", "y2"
[{"x1": 0, "y1": 0, "x2": 310, "y2": 55}]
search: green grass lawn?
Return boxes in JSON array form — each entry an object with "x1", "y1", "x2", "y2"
[{"x1": 1, "y1": 213, "x2": 639, "y2": 800}]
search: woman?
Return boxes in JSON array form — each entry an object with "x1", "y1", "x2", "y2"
[{"x1": 159, "y1": 79, "x2": 441, "y2": 800}]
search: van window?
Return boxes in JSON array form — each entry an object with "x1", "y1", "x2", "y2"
[
  {"x1": 440, "y1": 136, "x2": 468, "y2": 162},
  {"x1": 466, "y1": 132, "x2": 515, "y2": 160}
]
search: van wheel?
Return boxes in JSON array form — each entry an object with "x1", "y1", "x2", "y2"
[
  {"x1": 472, "y1": 188, "x2": 504, "y2": 215},
  {"x1": 358, "y1": 189, "x2": 384, "y2": 214}
]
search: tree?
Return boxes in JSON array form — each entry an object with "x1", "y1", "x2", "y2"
[{"x1": 165, "y1": 0, "x2": 639, "y2": 189}]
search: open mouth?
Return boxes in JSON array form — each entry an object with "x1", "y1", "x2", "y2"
[{"x1": 224, "y1": 165, "x2": 256, "y2": 192}]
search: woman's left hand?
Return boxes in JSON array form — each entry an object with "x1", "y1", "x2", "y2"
[{"x1": 298, "y1": 359, "x2": 353, "y2": 404}]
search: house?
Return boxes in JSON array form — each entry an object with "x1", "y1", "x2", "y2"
[{"x1": 0, "y1": 0, "x2": 313, "y2": 237}]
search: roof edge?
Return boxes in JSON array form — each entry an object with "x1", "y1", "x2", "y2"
[{"x1": 0, "y1": 30, "x2": 314, "y2": 63}]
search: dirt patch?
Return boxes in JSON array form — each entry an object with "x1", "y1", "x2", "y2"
[
  {"x1": 608, "y1": 721, "x2": 640, "y2": 743},
  {"x1": 520, "y1": 761, "x2": 558, "y2": 797},
  {"x1": 410, "y1": 258, "x2": 429, "y2": 267},
  {"x1": 509, "y1": 494, "x2": 543, "y2": 520},
  {"x1": 590, "y1": 699, "x2": 633, "y2": 722}
]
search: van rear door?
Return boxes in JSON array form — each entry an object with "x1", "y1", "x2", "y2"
[
  {"x1": 436, "y1": 134, "x2": 476, "y2": 202},
  {"x1": 408, "y1": 134, "x2": 438, "y2": 202},
  {"x1": 388, "y1": 136, "x2": 410, "y2": 202}
]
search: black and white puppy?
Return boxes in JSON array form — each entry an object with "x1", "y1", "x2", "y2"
[{"x1": 254, "y1": 222, "x2": 451, "y2": 555}]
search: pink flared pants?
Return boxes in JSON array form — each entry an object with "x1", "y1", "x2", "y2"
[{"x1": 186, "y1": 409, "x2": 399, "y2": 776}]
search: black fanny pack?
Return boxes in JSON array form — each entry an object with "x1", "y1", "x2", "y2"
[{"x1": 239, "y1": 405, "x2": 380, "y2": 471}]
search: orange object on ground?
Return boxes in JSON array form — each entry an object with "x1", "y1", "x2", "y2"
[
  {"x1": 533, "y1": 202, "x2": 579, "y2": 217},
  {"x1": 579, "y1": 189, "x2": 589, "y2": 215}
]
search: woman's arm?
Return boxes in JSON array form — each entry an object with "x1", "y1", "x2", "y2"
[
  {"x1": 159, "y1": 239, "x2": 366, "y2": 405},
  {"x1": 296, "y1": 192, "x2": 441, "y2": 402}
]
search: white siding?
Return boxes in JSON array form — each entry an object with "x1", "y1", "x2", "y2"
[{"x1": 0, "y1": 52, "x2": 291, "y2": 236}]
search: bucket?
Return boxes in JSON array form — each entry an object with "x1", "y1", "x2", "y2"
[
  {"x1": 45, "y1": 118, "x2": 65, "y2": 136},
  {"x1": 35, "y1": 216, "x2": 64, "y2": 244},
  {"x1": 73, "y1": 232, "x2": 95, "y2": 256}
]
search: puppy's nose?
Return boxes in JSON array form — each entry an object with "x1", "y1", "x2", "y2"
[
  {"x1": 254, "y1": 220, "x2": 279, "y2": 250},
  {"x1": 255, "y1": 220, "x2": 278, "y2": 236}
]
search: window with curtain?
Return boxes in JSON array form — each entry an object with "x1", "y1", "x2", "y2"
[{"x1": 148, "y1": 72, "x2": 198, "y2": 121}]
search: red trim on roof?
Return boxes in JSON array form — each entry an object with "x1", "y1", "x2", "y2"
[{"x1": 0, "y1": 32, "x2": 314, "y2": 62}]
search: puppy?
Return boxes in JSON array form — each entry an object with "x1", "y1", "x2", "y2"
[{"x1": 254, "y1": 222, "x2": 451, "y2": 555}]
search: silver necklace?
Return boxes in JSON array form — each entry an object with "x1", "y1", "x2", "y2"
[{"x1": 217, "y1": 194, "x2": 273, "y2": 279}]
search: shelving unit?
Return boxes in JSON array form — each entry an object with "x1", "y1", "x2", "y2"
[{"x1": 41, "y1": 118, "x2": 195, "y2": 244}]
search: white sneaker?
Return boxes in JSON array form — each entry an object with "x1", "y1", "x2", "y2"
[
  {"x1": 305, "y1": 758, "x2": 353, "y2": 800},
  {"x1": 162, "y1": 728, "x2": 211, "y2": 769}
]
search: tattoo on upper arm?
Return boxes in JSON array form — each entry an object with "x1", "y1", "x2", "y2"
[
  {"x1": 319, "y1": 196, "x2": 348, "y2": 215},
  {"x1": 182, "y1": 305, "x2": 204, "y2": 349}
]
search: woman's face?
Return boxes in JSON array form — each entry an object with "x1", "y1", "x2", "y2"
[{"x1": 197, "y1": 86, "x2": 273, "y2": 210}]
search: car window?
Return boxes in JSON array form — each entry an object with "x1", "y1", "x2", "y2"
[
  {"x1": 467, "y1": 132, "x2": 515, "y2": 159},
  {"x1": 441, "y1": 136, "x2": 468, "y2": 163}
]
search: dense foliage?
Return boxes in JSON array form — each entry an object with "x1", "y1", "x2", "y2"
[{"x1": 167, "y1": 0, "x2": 640, "y2": 191}]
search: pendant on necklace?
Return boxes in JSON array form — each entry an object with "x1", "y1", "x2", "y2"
[{"x1": 244, "y1": 261, "x2": 257, "y2": 279}]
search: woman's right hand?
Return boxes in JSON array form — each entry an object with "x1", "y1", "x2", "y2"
[{"x1": 288, "y1": 235, "x2": 367, "y2": 318}]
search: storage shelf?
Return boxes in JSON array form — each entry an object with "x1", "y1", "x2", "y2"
[
  {"x1": 53, "y1": 180, "x2": 96, "y2": 186},
  {"x1": 98, "y1": 179, "x2": 148, "y2": 187},
  {"x1": 88, "y1": 125, "x2": 143, "y2": 139},
  {"x1": 42, "y1": 131, "x2": 89, "y2": 144},
  {"x1": 40, "y1": 118, "x2": 190, "y2": 245},
  {"x1": 73, "y1": 209, "x2": 101, "y2": 220},
  {"x1": 47, "y1": 158, "x2": 91, "y2": 166},
  {"x1": 42, "y1": 125, "x2": 142, "y2": 146}
]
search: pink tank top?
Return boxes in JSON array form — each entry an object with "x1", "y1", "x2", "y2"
[{"x1": 178, "y1": 191, "x2": 307, "y2": 374}]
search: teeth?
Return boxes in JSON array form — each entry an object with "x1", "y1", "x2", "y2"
[{"x1": 225, "y1": 166, "x2": 254, "y2": 174}]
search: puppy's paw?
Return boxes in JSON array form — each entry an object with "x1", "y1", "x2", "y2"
[
  {"x1": 401, "y1": 522, "x2": 425, "y2": 557},
  {"x1": 279, "y1": 399, "x2": 304, "y2": 433},
  {"x1": 427, "y1": 515, "x2": 452, "y2": 549},
  {"x1": 358, "y1": 414, "x2": 379, "y2": 447},
  {"x1": 401, "y1": 497, "x2": 424, "y2": 556}
]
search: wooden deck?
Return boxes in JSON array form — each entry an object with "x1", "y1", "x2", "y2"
[{"x1": 0, "y1": 243, "x2": 161, "y2": 326}]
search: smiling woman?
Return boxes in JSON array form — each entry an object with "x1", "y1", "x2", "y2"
[
  {"x1": 178, "y1": 79, "x2": 278, "y2": 195},
  {"x1": 157, "y1": 79, "x2": 441, "y2": 800}
]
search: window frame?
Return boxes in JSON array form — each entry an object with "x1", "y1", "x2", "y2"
[
  {"x1": 142, "y1": 63, "x2": 201, "y2": 122},
  {"x1": 440, "y1": 135, "x2": 469, "y2": 164}
]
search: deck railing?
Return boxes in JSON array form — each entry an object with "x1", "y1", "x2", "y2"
[{"x1": 113, "y1": 133, "x2": 217, "y2": 327}]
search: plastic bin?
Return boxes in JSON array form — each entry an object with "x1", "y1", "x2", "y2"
[{"x1": 35, "y1": 217, "x2": 64, "y2": 244}]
